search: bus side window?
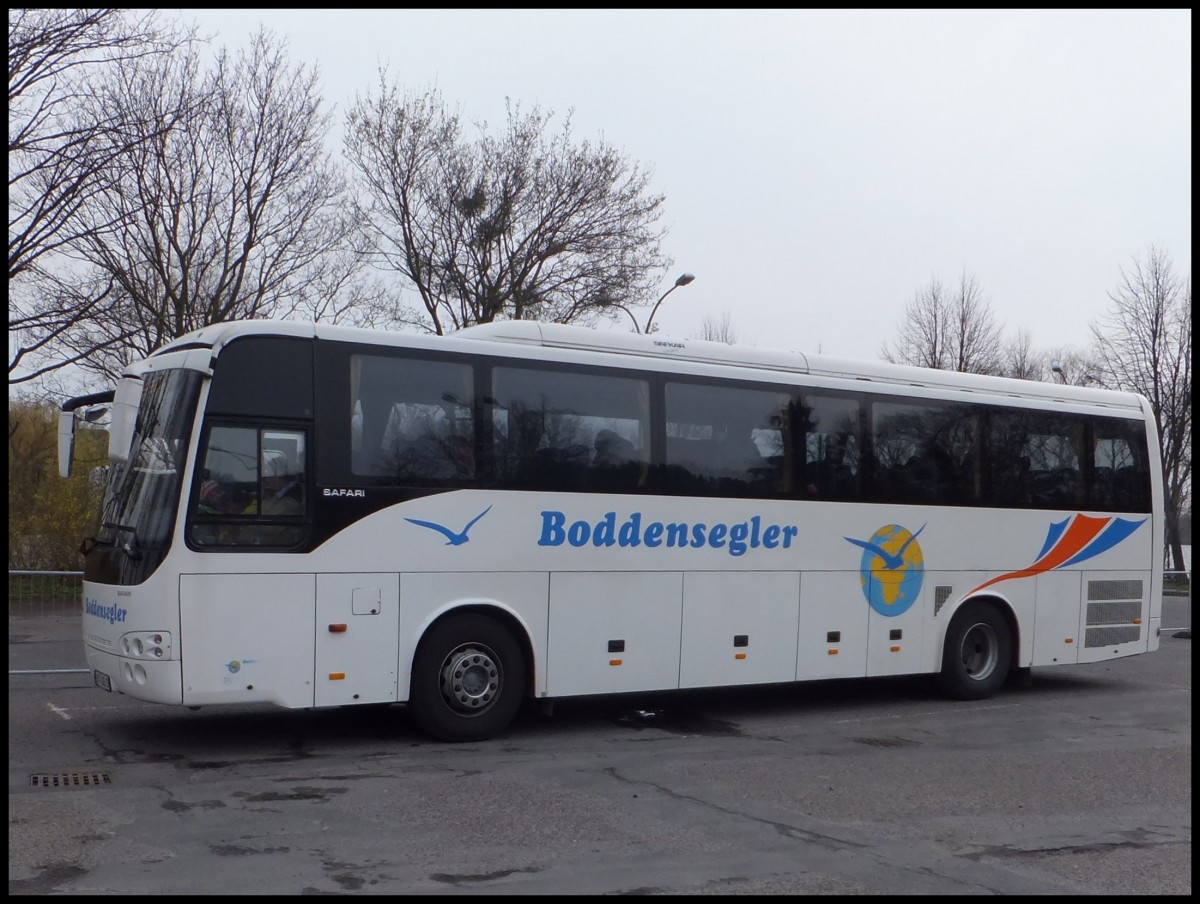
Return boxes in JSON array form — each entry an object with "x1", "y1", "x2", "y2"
[
  {"x1": 872, "y1": 401, "x2": 927, "y2": 503},
  {"x1": 1092, "y1": 421, "x2": 1149, "y2": 512},
  {"x1": 492, "y1": 365, "x2": 650, "y2": 493},
  {"x1": 664, "y1": 381, "x2": 793, "y2": 498},
  {"x1": 188, "y1": 425, "x2": 308, "y2": 549},
  {"x1": 803, "y1": 394, "x2": 861, "y2": 501},
  {"x1": 350, "y1": 354, "x2": 475, "y2": 485}
]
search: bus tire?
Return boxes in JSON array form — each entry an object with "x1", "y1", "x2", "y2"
[
  {"x1": 938, "y1": 602, "x2": 1011, "y2": 700},
  {"x1": 409, "y1": 613, "x2": 526, "y2": 742}
]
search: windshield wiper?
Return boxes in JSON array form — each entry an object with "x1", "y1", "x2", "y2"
[
  {"x1": 78, "y1": 535, "x2": 108, "y2": 556},
  {"x1": 101, "y1": 521, "x2": 143, "y2": 561}
]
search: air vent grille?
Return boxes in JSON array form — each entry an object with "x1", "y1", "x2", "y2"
[
  {"x1": 1087, "y1": 579, "x2": 1143, "y2": 601},
  {"x1": 934, "y1": 585, "x2": 953, "y2": 616},
  {"x1": 1084, "y1": 626, "x2": 1141, "y2": 647}
]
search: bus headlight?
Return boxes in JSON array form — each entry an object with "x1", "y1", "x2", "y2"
[{"x1": 120, "y1": 632, "x2": 172, "y2": 660}]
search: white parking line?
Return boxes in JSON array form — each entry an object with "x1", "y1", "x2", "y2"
[{"x1": 47, "y1": 702, "x2": 72, "y2": 720}]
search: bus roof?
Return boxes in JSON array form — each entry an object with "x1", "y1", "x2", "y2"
[
  {"x1": 148, "y1": 318, "x2": 1145, "y2": 414},
  {"x1": 453, "y1": 321, "x2": 1142, "y2": 413}
]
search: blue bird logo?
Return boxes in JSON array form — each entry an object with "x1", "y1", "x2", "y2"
[
  {"x1": 844, "y1": 523, "x2": 926, "y2": 570},
  {"x1": 845, "y1": 522, "x2": 927, "y2": 616},
  {"x1": 404, "y1": 505, "x2": 492, "y2": 546}
]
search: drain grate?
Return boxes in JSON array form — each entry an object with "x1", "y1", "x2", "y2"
[{"x1": 30, "y1": 772, "x2": 112, "y2": 788}]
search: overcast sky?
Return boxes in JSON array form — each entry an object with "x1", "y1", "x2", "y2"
[{"x1": 180, "y1": 8, "x2": 1191, "y2": 360}]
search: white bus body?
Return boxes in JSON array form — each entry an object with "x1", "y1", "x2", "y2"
[{"x1": 64, "y1": 320, "x2": 1164, "y2": 741}]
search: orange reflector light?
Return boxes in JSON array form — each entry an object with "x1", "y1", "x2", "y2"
[
  {"x1": 609, "y1": 659, "x2": 622, "y2": 666},
  {"x1": 827, "y1": 649, "x2": 838, "y2": 655},
  {"x1": 328, "y1": 624, "x2": 348, "y2": 633},
  {"x1": 1065, "y1": 637, "x2": 1074, "y2": 644},
  {"x1": 328, "y1": 672, "x2": 345, "y2": 680},
  {"x1": 735, "y1": 652, "x2": 746, "y2": 660},
  {"x1": 1133, "y1": 618, "x2": 1142, "y2": 624},
  {"x1": 889, "y1": 645, "x2": 901, "y2": 652}
]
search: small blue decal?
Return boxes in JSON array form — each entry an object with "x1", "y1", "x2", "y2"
[{"x1": 405, "y1": 505, "x2": 493, "y2": 546}]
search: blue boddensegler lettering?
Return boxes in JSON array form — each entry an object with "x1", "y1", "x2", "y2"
[
  {"x1": 84, "y1": 597, "x2": 128, "y2": 625},
  {"x1": 538, "y1": 511, "x2": 798, "y2": 557}
]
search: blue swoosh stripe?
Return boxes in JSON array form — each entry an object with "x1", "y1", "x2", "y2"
[
  {"x1": 1058, "y1": 517, "x2": 1147, "y2": 568},
  {"x1": 1035, "y1": 517, "x2": 1072, "y2": 562}
]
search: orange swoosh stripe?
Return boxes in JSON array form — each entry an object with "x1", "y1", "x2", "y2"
[{"x1": 967, "y1": 514, "x2": 1110, "y2": 595}]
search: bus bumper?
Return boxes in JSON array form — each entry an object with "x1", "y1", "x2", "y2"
[{"x1": 86, "y1": 646, "x2": 184, "y2": 705}]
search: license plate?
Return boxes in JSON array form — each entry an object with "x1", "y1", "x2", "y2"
[{"x1": 94, "y1": 670, "x2": 112, "y2": 692}]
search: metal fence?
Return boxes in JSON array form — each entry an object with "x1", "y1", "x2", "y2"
[{"x1": 8, "y1": 570, "x2": 84, "y2": 617}]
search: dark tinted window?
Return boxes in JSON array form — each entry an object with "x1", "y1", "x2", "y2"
[
  {"x1": 207, "y1": 337, "x2": 314, "y2": 418},
  {"x1": 800, "y1": 394, "x2": 863, "y2": 500},
  {"x1": 872, "y1": 399, "x2": 980, "y2": 506},
  {"x1": 1091, "y1": 416, "x2": 1152, "y2": 511},
  {"x1": 986, "y1": 409, "x2": 1085, "y2": 510},
  {"x1": 307, "y1": 339, "x2": 1153, "y2": 514},
  {"x1": 350, "y1": 353, "x2": 475, "y2": 485},
  {"x1": 491, "y1": 365, "x2": 650, "y2": 492},
  {"x1": 663, "y1": 381, "x2": 795, "y2": 498},
  {"x1": 187, "y1": 424, "x2": 308, "y2": 549}
]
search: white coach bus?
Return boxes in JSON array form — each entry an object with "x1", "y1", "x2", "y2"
[{"x1": 59, "y1": 319, "x2": 1164, "y2": 741}]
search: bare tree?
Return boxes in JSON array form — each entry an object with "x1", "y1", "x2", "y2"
[
  {"x1": 881, "y1": 270, "x2": 1004, "y2": 374},
  {"x1": 343, "y1": 75, "x2": 671, "y2": 334},
  {"x1": 1003, "y1": 330, "x2": 1102, "y2": 387},
  {"x1": 8, "y1": 8, "x2": 194, "y2": 383},
  {"x1": 1091, "y1": 246, "x2": 1191, "y2": 572},
  {"x1": 698, "y1": 311, "x2": 738, "y2": 344},
  {"x1": 1002, "y1": 328, "x2": 1043, "y2": 381},
  {"x1": 44, "y1": 29, "x2": 380, "y2": 382}
]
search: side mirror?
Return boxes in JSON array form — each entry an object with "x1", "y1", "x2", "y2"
[
  {"x1": 58, "y1": 409, "x2": 77, "y2": 479},
  {"x1": 58, "y1": 389, "x2": 117, "y2": 478}
]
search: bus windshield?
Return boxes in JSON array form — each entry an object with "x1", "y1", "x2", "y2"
[{"x1": 85, "y1": 369, "x2": 203, "y2": 585}]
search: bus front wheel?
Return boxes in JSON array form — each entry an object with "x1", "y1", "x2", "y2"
[
  {"x1": 938, "y1": 602, "x2": 1011, "y2": 700},
  {"x1": 409, "y1": 613, "x2": 526, "y2": 742}
]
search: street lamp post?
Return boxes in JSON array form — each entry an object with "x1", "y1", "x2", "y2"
[
  {"x1": 1051, "y1": 365, "x2": 1103, "y2": 387},
  {"x1": 642, "y1": 272, "x2": 695, "y2": 334},
  {"x1": 612, "y1": 272, "x2": 696, "y2": 334}
]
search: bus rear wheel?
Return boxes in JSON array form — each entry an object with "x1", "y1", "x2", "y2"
[
  {"x1": 409, "y1": 613, "x2": 526, "y2": 742},
  {"x1": 938, "y1": 602, "x2": 1011, "y2": 700}
]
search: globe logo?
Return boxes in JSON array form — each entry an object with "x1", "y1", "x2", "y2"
[{"x1": 845, "y1": 523, "x2": 926, "y2": 617}]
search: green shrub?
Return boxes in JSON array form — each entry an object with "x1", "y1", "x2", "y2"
[{"x1": 9, "y1": 401, "x2": 107, "y2": 570}]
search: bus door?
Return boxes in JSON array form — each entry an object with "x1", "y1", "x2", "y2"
[
  {"x1": 864, "y1": 574, "x2": 928, "y2": 677},
  {"x1": 1033, "y1": 571, "x2": 1082, "y2": 666},
  {"x1": 314, "y1": 573, "x2": 400, "y2": 705},
  {"x1": 179, "y1": 572, "x2": 316, "y2": 707},
  {"x1": 679, "y1": 571, "x2": 800, "y2": 688},
  {"x1": 545, "y1": 571, "x2": 683, "y2": 696},
  {"x1": 796, "y1": 572, "x2": 870, "y2": 680}
]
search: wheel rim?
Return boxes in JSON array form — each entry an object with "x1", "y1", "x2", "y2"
[
  {"x1": 439, "y1": 642, "x2": 502, "y2": 716},
  {"x1": 958, "y1": 621, "x2": 999, "y2": 682}
]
